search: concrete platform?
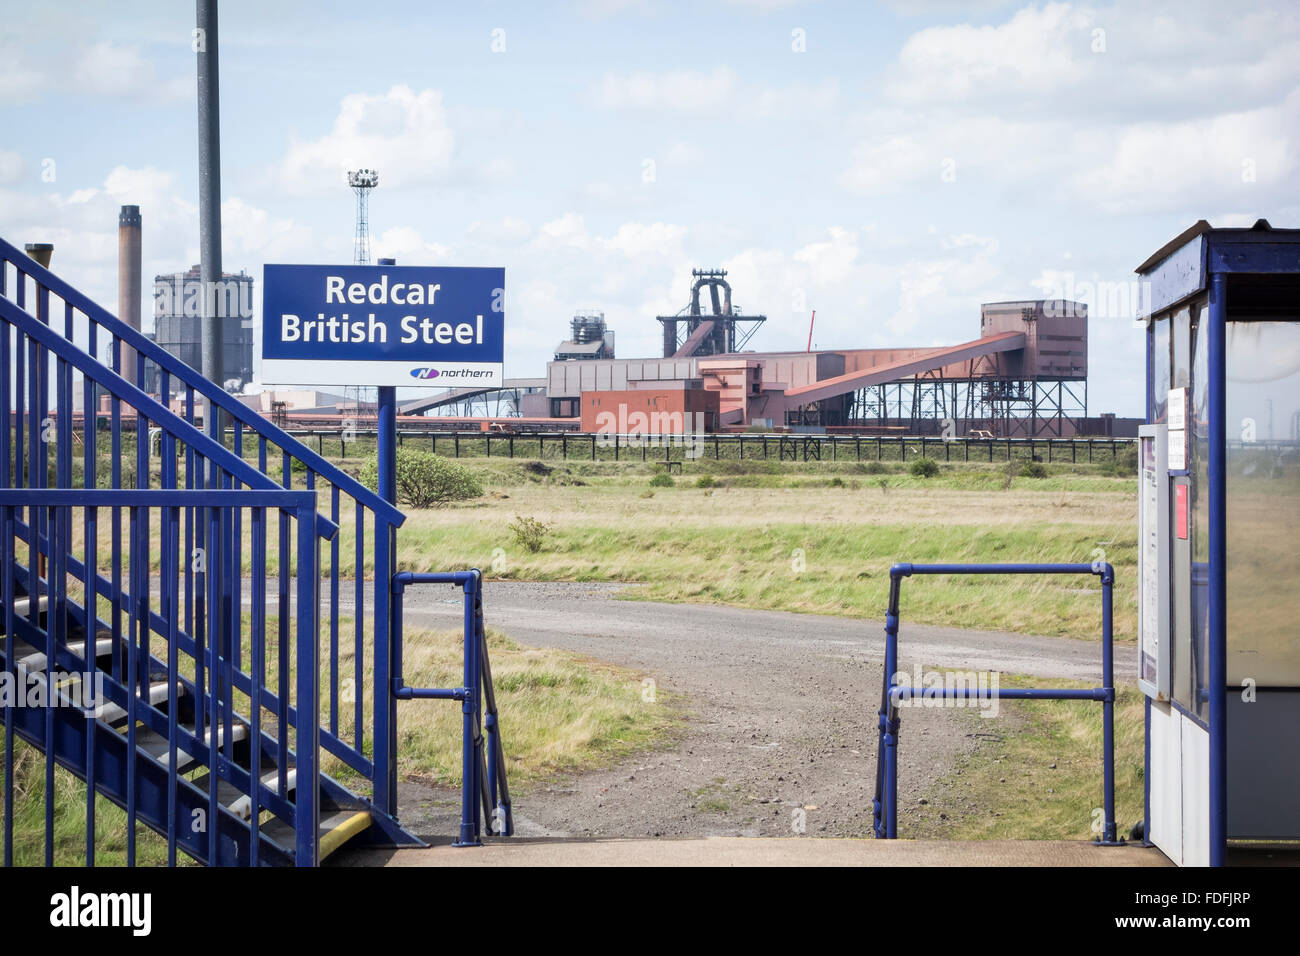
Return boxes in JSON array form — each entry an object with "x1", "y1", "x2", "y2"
[{"x1": 335, "y1": 837, "x2": 1172, "y2": 867}]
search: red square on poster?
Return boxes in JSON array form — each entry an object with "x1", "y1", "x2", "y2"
[{"x1": 1175, "y1": 484, "x2": 1189, "y2": 539}]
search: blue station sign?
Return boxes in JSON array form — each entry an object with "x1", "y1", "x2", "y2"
[{"x1": 261, "y1": 263, "x2": 504, "y2": 387}]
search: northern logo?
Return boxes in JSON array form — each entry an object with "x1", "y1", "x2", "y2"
[{"x1": 410, "y1": 368, "x2": 441, "y2": 380}]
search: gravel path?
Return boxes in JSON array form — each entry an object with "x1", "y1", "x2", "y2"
[{"x1": 379, "y1": 582, "x2": 1133, "y2": 842}]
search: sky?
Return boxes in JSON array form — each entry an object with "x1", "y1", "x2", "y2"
[{"x1": 2, "y1": 0, "x2": 1297, "y2": 415}]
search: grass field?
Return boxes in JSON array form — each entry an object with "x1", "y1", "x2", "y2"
[
  {"x1": 37, "y1": 449, "x2": 1138, "y2": 640},
  {"x1": 905, "y1": 680, "x2": 1145, "y2": 843},
  {"x1": 386, "y1": 456, "x2": 1140, "y2": 642}
]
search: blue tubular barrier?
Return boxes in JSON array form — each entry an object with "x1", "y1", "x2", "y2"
[
  {"x1": 873, "y1": 562, "x2": 1122, "y2": 846},
  {"x1": 390, "y1": 571, "x2": 514, "y2": 847}
]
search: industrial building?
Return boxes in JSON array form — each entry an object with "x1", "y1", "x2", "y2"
[
  {"x1": 580, "y1": 382, "x2": 720, "y2": 434},
  {"x1": 544, "y1": 281, "x2": 1096, "y2": 437},
  {"x1": 555, "y1": 311, "x2": 615, "y2": 361},
  {"x1": 148, "y1": 263, "x2": 255, "y2": 395},
  {"x1": 379, "y1": 268, "x2": 1132, "y2": 438}
]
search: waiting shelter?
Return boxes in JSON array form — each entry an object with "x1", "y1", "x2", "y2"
[{"x1": 1135, "y1": 220, "x2": 1300, "y2": 866}]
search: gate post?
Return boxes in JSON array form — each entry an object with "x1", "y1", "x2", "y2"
[{"x1": 374, "y1": 257, "x2": 400, "y2": 817}]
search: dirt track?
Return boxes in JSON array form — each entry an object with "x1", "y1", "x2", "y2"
[{"x1": 373, "y1": 582, "x2": 1133, "y2": 843}]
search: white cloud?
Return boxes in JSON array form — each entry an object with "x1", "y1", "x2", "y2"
[
  {"x1": 598, "y1": 221, "x2": 688, "y2": 259},
  {"x1": 662, "y1": 141, "x2": 700, "y2": 166},
  {"x1": 721, "y1": 0, "x2": 811, "y2": 9},
  {"x1": 591, "y1": 67, "x2": 738, "y2": 111},
  {"x1": 840, "y1": 134, "x2": 934, "y2": 195},
  {"x1": 535, "y1": 212, "x2": 592, "y2": 250},
  {"x1": 279, "y1": 85, "x2": 456, "y2": 194},
  {"x1": 887, "y1": 2, "x2": 1091, "y2": 106},
  {"x1": 0, "y1": 40, "x2": 47, "y2": 99},
  {"x1": 71, "y1": 41, "x2": 188, "y2": 103},
  {"x1": 793, "y1": 227, "x2": 861, "y2": 287},
  {"x1": 884, "y1": 1, "x2": 1300, "y2": 121},
  {"x1": 1073, "y1": 94, "x2": 1298, "y2": 213},
  {"x1": 574, "y1": 0, "x2": 659, "y2": 16},
  {"x1": 466, "y1": 217, "x2": 533, "y2": 244},
  {"x1": 104, "y1": 165, "x2": 176, "y2": 205},
  {"x1": 714, "y1": 227, "x2": 1005, "y2": 351},
  {"x1": 743, "y1": 79, "x2": 839, "y2": 119},
  {"x1": 221, "y1": 197, "x2": 315, "y2": 262},
  {"x1": 880, "y1": 0, "x2": 1017, "y2": 12},
  {"x1": 372, "y1": 226, "x2": 453, "y2": 265}
]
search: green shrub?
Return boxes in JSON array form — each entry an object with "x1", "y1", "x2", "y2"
[
  {"x1": 649, "y1": 472, "x2": 674, "y2": 488},
  {"x1": 508, "y1": 515, "x2": 551, "y2": 553},
  {"x1": 1019, "y1": 460, "x2": 1048, "y2": 479},
  {"x1": 863, "y1": 461, "x2": 887, "y2": 475},
  {"x1": 360, "y1": 449, "x2": 482, "y2": 509},
  {"x1": 909, "y1": 458, "x2": 940, "y2": 478},
  {"x1": 829, "y1": 476, "x2": 845, "y2": 487},
  {"x1": 1099, "y1": 442, "x2": 1139, "y2": 478},
  {"x1": 695, "y1": 474, "x2": 717, "y2": 489}
]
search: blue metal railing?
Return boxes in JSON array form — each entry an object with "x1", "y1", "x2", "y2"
[
  {"x1": 391, "y1": 571, "x2": 513, "y2": 847},
  {"x1": 0, "y1": 239, "x2": 409, "y2": 829},
  {"x1": 0, "y1": 240, "x2": 430, "y2": 863},
  {"x1": 873, "y1": 562, "x2": 1122, "y2": 845},
  {"x1": 1, "y1": 489, "x2": 324, "y2": 865}
]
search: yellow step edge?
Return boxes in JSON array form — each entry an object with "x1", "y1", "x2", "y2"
[{"x1": 319, "y1": 810, "x2": 371, "y2": 861}]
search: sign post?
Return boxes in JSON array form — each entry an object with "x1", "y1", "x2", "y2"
[{"x1": 261, "y1": 259, "x2": 504, "y2": 816}]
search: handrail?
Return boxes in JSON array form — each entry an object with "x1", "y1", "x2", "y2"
[
  {"x1": 391, "y1": 570, "x2": 514, "y2": 846},
  {"x1": 0, "y1": 295, "x2": 338, "y2": 541},
  {"x1": 2, "y1": 237, "x2": 421, "y2": 858},
  {"x1": 0, "y1": 237, "x2": 403, "y2": 528},
  {"x1": 873, "y1": 561, "x2": 1122, "y2": 846}
]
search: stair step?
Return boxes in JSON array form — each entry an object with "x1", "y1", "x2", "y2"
[
  {"x1": 190, "y1": 766, "x2": 299, "y2": 820},
  {"x1": 134, "y1": 722, "x2": 249, "y2": 772},
  {"x1": 261, "y1": 808, "x2": 372, "y2": 861},
  {"x1": 93, "y1": 679, "x2": 179, "y2": 726},
  {"x1": 15, "y1": 636, "x2": 114, "y2": 674},
  {"x1": 2, "y1": 595, "x2": 48, "y2": 622}
]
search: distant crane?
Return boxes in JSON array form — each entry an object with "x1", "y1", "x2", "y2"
[{"x1": 806, "y1": 309, "x2": 816, "y2": 352}]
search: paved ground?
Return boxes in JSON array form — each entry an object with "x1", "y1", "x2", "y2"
[
  {"x1": 338, "y1": 837, "x2": 1168, "y2": 868},
  {"x1": 344, "y1": 582, "x2": 1134, "y2": 849}
]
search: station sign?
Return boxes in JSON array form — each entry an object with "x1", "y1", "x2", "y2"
[{"x1": 261, "y1": 263, "x2": 504, "y2": 387}]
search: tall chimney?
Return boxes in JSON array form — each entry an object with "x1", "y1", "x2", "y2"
[{"x1": 117, "y1": 205, "x2": 142, "y2": 385}]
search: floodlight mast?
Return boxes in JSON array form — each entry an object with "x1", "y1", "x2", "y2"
[{"x1": 348, "y1": 168, "x2": 379, "y2": 265}]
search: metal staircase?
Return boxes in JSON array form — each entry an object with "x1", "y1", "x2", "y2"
[{"x1": 0, "y1": 237, "x2": 510, "y2": 865}]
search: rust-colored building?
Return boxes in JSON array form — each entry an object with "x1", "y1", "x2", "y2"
[{"x1": 581, "y1": 384, "x2": 719, "y2": 435}]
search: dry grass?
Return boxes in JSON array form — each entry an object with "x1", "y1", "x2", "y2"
[
  {"x1": 389, "y1": 473, "x2": 1139, "y2": 641},
  {"x1": 389, "y1": 628, "x2": 677, "y2": 788},
  {"x1": 905, "y1": 680, "x2": 1145, "y2": 841}
]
